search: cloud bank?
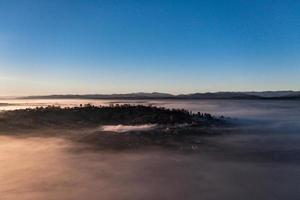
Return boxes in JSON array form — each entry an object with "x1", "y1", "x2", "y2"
[{"x1": 99, "y1": 124, "x2": 157, "y2": 133}]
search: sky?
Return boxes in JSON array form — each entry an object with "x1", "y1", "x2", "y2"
[{"x1": 0, "y1": 0, "x2": 299, "y2": 96}]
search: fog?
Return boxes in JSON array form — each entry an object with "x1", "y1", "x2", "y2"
[
  {"x1": 100, "y1": 124, "x2": 157, "y2": 133},
  {"x1": 1, "y1": 100, "x2": 300, "y2": 200}
]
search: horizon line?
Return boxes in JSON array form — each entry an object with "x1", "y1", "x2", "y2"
[{"x1": 1, "y1": 90, "x2": 299, "y2": 98}]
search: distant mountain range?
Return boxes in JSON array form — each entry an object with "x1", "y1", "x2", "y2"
[{"x1": 19, "y1": 91, "x2": 300, "y2": 100}]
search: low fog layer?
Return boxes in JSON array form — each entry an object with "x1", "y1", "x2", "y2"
[
  {"x1": 1, "y1": 130, "x2": 300, "y2": 200},
  {"x1": 1, "y1": 100, "x2": 300, "y2": 200},
  {"x1": 99, "y1": 124, "x2": 157, "y2": 132}
]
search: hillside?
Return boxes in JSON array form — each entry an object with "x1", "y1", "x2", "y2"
[{"x1": 0, "y1": 104, "x2": 219, "y2": 130}]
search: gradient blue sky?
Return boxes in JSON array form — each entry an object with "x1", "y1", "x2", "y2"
[{"x1": 0, "y1": 0, "x2": 299, "y2": 95}]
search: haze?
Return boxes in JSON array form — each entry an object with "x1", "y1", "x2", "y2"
[{"x1": 1, "y1": 99, "x2": 300, "y2": 200}]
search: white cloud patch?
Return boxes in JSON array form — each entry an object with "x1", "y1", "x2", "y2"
[{"x1": 99, "y1": 124, "x2": 157, "y2": 133}]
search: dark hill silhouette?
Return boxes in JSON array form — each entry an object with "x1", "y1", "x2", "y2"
[
  {"x1": 18, "y1": 91, "x2": 300, "y2": 100},
  {"x1": 0, "y1": 104, "x2": 219, "y2": 130},
  {"x1": 177, "y1": 92, "x2": 259, "y2": 99}
]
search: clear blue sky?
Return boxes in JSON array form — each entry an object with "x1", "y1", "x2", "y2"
[{"x1": 0, "y1": 0, "x2": 299, "y2": 95}]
